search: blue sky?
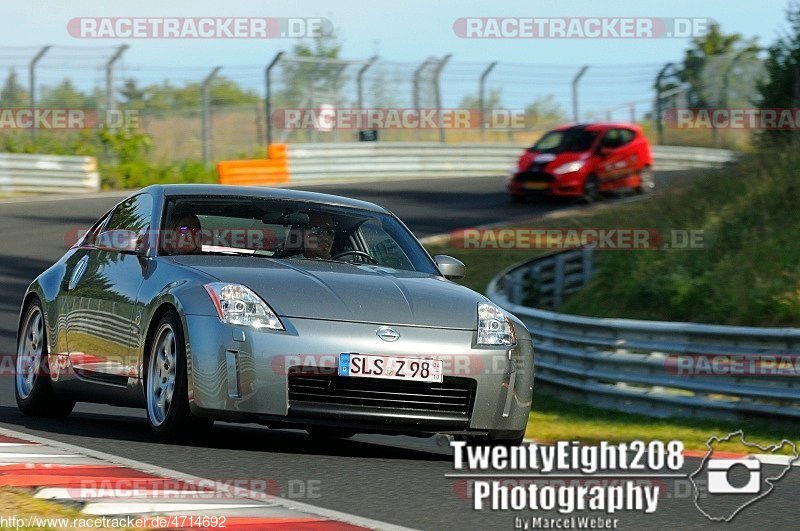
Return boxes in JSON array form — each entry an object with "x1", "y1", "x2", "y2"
[
  {"x1": 0, "y1": 0, "x2": 791, "y2": 118},
  {"x1": 3, "y1": 0, "x2": 787, "y2": 65}
]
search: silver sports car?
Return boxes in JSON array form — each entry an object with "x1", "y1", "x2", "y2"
[{"x1": 16, "y1": 185, "x2": 533, "y2": 445}]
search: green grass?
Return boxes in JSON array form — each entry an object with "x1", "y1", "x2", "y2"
[
  {"x1": 424, "y1": 149, "x2": 800, "y2": 443},
  {"x1": 558, "y1": 148, "x2": 800, "y2": 326},
  {"x1": 526, "y1": 392, "x2": 800, "y2": 455},
  {"x1": 425, "y1": 147, "x2": 800, "y2": 326}
]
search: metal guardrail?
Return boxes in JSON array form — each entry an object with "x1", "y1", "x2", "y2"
[
  {"x1": 287, "y1": 143, "x2": 523, "y2": 180},
  {"x1": 285, "y1": 143, "x2": 735, "y2": 181},
  {"x1": 487, "y1": 248, "x2": 800, "y2": 420},
  {"x1": 0, "y1": 153, "x2": 100, "y2": 194}
]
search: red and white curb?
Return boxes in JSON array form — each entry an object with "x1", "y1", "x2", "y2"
[{"x1": 0, "y1": 427, "x2": 412, "y2": 530}]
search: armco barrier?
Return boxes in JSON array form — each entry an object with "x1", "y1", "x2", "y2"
[
  {"x1": 0, "y1": 153, "x2": 99, "y2": 193},
  {"x1": 487, "y1": 248, "x2": 800, "y2": 421},
  {"x1": 287, "y1": 142, "x2": 524, "y2": 180},
  {"x1": 216, "y1": 143, "x2": 736, "y2": 184}
]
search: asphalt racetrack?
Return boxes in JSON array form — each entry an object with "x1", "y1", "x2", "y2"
[{"x1": 1, "y1": 172, "x2": 797, "y2": 530}]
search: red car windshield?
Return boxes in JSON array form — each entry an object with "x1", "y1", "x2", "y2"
[{"x1": 531, "y1": 128, "x2": 598, "y2": 154}]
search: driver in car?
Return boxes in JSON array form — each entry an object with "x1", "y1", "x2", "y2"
[{"x1": 302, "y1": 212, "x2": 336, "y2": 259}]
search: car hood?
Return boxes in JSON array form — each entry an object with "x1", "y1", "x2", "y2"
[
  {"x1": 518, "y1": 150, "x2": 590, "y2": 172},
  {"x1": 171, "y1": 255, "x2": 486, "y2": 329}
]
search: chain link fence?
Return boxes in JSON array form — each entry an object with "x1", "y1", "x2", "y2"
[{"x1": 0, "y1": 46, "x2": 767, "y2": 166}]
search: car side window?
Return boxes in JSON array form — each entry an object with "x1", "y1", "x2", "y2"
[
  {"x1": 78, "y1": 211, "x2": 112, "y2": 248},
  {"x1": 106, "y1": 194, "x2": 153, "y2": 235},
  {"x1": 358, "y1": 219, "x2": 415, "y2": 271},
  {"x1": 618, "y1": 128, "x2": 635, "y2": 145},
  {"x1": 601, "y1": 129, "x2": 623, "y2": 149}
]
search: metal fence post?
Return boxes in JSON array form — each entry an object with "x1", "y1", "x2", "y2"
[
  {"x1": 201, "y1": 66, "x2": 222, "y2": 169},
  {"x1": 357, "y1": 56, "x2": 379, "y2": 110},
  {"x1": 265, "y1": 51, "x2": 285, "y2": 152},
  {"x1": 433, "y1": 54, "x2": 452, "y2": 143},
  {"x1": 28, "y1": 45, "x2": 51, "y2": 142},
  {"x1": 412, "y1": 58, "x2": 433, "y2": 112},
  {"x1": 105, "y1": 44, "x2": 129, "y2": 116},
  {"x1": 479, "y1": 61, "x2": 497, "y2": 141},
  {"x1": 654, "y1": 62, "x2": 674, "y2": 145},
  {"x1": 412, "y1": 58, "x2": 435, "y2": 142},
  {"x1": 571, "y1": 65, "x2": 589, "y2": 122}
]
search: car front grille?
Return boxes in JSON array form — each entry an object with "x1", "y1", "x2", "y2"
[
  {"x1": 517, "y1": 170, "x2": 553, "y2": 183},
  {"x1": 287, "y1": 371, "x2": 476, "y2": 416}
]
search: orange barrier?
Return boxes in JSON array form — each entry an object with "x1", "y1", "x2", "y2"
[{"x1": 216, "y1": 143, "x2": 289, "y2": 185}]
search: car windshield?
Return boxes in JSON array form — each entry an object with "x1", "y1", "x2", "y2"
[
  {"x1": 159, "y1": 196, "x2": 439, "y2": 275},
  {"x1": 531, "y1": 128, "x2": 598, "y2": 154}
]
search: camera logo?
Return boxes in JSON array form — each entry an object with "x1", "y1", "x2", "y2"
[
  {"x1": 690, "y1": 430, "x2": 798, "y2": 522},
  {"x1": 707, "y1": 459, "x2": 760, "y2": 494}
]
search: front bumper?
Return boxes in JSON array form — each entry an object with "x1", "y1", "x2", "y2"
[
  {"x1": 183, "y1": 315, "x2": 534, "y2": 435},
  {"x1": 509, "y1": 171, "x2": 584, "y2": 197}
]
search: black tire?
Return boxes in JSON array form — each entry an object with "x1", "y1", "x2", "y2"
[
  {"x1": 509, "y1": 194, "x2": 526, "y2": 203},
  {"x1": 144, "y1": 311, "x2": 212, "y2": 440},
  {"x1": 635, "y1": 166, "x2": 655, "y2": 194},
  {"x1": 15, "y1": 300, "x2": 75, "y2": 418},
  {"x1": 582, "y1": 175, "x2": 600, "y2": 203}
]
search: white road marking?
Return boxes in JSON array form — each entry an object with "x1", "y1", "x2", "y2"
[
  {"x1": 0, "y1": 425, "x2": 416, "y2": 531},
  {"x1": 0, "y1": 453, "x2": 79, "y2": 458},
  {"x1": 82, "y1": 502, "x2": 268, "y2": 516},
  {"x1": 35, "y1": 488, "x2": 247, "y2": 500}
]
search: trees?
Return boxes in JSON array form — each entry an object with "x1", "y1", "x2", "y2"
[
  {"x1": 118, "y1": 76, "x2": 259, "y2": 114},
  {"x1": 0, "y1": 69, "x2": 29, "y2": 107},
  {"x1": 524, "y1": 95, "x2": 565, "y2": 127},
  {"x1": 757, "y1": 2, "x2": 800, "y2": 143},
  {"x1": 277, "y1": 29, "x2": 346, "y2": 108},
  {"x1": 460, "y1": 87, "x2": 503, "y2": 112},
  {"x1": 39, "y1": 79, "x2": 95, "y2": 108},
  {"x1": 680, "y1": 23, "x2": 761, "y2": 109}
]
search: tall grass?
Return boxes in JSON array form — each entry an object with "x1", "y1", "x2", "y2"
[{"x1": 560, "y1": 146, "x2": 800, "y2": 326}]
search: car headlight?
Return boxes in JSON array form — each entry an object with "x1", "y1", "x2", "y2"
[
  {"x1": 552, "y1": 160, "x2": 586, "y2": 175},
  {"x1": 204, "y1": 283, "x2": 284, "y2": 330},
  {"x1": 477, "y1": 302, "x2": 516, "y2": 346}
]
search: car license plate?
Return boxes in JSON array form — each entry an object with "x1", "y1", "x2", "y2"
[
  {"x1": 523, "y1": 181, "x2": 549, "y2": 190},
  {"x1": 338, "y1": 353, "x2": 443, "y2": 383}
]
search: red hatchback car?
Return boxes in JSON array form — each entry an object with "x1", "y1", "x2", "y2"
[{"x1": 507, "y1": 123, "x2": 654, "y2": 202}]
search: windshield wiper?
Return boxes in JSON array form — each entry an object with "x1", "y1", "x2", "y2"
[
  {"x1": 291, "y1": 256, "x2": 356, "y2": 265},
  {"x1": 167, "y1": 250, "x2": 254, "y2": 256}
]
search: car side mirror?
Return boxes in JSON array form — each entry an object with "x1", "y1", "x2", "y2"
[
  {"x1": 434, "y1": 255, "x2": 466, "y2": 280},
  {"x1": 96, "y1": 229, "x2": 145, "y2": 255}
]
